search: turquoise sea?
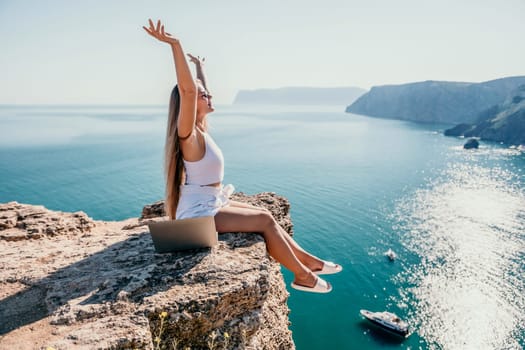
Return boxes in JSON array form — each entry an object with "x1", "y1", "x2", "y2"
[{"x1": 1, "y1": 104, "x2": 524, "y2": 350}]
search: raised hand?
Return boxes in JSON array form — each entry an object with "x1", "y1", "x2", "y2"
[
  {"x1": 143, "y1": 19, "x2": 179, "y2": 45},
  {"x1": 187, "y1": 53, "x2": 205, "y2": 67}
]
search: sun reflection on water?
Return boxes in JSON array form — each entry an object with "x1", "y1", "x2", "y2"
[{"x1": 393, "y1": 164, "x2": 525, "y2": 349}]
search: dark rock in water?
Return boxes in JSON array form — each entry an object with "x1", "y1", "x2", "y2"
[{"x1": 464, "y1": 138, "x2": 479, "y2": 149}]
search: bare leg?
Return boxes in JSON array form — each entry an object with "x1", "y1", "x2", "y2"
[
  {"x1": 228, "y1": 200, "x2": 325, "y2": 271},
  {"x1": 214, "y1": 206, "x2": 324, "y2": 289},
  {"x1": 279, "y1": 227, "x2": 324, "y2": 271}
]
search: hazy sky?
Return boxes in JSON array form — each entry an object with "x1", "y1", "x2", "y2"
[{"x1": 1, "y1": 0, "x2": 524, "y2": 105}]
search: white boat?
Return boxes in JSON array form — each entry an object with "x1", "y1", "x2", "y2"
[
  {"x1": 360, "y1": 309, "x2": 409, "y2": 337},
  {"x1": 385, "y1": 248, "x2": 397, "y2": 261}
]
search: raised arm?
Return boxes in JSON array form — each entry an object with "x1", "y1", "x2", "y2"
[
  {"x1": 143, "y1": 19, "x2": 196, "y2": 138},
  {"x1": 187, "y1": 54, "x2": 211, "y2": 95}
]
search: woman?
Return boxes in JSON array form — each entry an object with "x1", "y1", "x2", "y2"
[{"x1": 143, "y1": 19, "x2": 342, "y2": 293}]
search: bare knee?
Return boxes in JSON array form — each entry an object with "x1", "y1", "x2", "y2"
[
  {"x1": 257, "y1": 211, "x2": 273, "y2": 226},
  {"x1": 255, "y1": 211, "x2": 278, "y2": 235},
  {"x1": 261, "y1": 207, "x2": 271, "y2": 214}
]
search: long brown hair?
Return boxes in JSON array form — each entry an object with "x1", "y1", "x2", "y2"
[{"x1": 164, "y1": 85, "x2": 184, "y2": 219}]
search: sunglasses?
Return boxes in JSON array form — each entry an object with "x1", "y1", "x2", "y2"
[{"x1": 199, "y1": 92, "x2": 212, "y2": 100}]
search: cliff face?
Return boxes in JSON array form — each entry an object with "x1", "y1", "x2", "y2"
[
  {"x1": 345, "y1": 76, "x2": 525, "y2": 124},
  {"x1": 0, "y1": 193, "x2": 295, "y2": 350},
  {"x1": 444, "y1": 85, "x2": 525, "y2": 146}
]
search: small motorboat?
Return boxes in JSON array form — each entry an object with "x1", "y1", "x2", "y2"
[
  {"x1": 385, "y1": 248, "x2": 397, "y2": 261},
  {"x1": 360, "y1": 309, "x2": 409, "y2": 337}
]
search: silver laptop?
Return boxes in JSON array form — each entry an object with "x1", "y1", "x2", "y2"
[{"x1": 148, "y1": 216, "x2": 218, "y2": 253}]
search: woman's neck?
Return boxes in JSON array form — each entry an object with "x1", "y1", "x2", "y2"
[{"x1": 196, "y1": 119, "x2": 207, "y2": 133}]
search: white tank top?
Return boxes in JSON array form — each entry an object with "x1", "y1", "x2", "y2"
[{"x1": 183, "y1": 132, "x2": 224, "y2": 185}]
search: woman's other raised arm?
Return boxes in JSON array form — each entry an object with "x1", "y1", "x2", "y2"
[
  {"x1": 187, "y1": 53, "x2": 211, "y2": 95},
  {"x1": 143, "y1": 19, "x2": 196, "y2": 138}
]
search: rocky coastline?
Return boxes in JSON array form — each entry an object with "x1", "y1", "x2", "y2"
[
  {"x1": 345, "y1": 76, "x2": 525, "y2": 124},
  {"x1": 444, "y1": 85, "x2": 525, "y2": 147},
  {"x1": 0, "y1": 193, "x2": 295, "y2": 350}
]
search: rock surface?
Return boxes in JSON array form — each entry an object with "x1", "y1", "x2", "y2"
[
  {"x1": 0, "y1": 202, "x2": 95, "y2": 241},
  {"x1": 0, "y1": 192, "x2": 295, "y2": 350},
  {"x1": 463, "y1": 138, "x2": 480, "y2": 149}
]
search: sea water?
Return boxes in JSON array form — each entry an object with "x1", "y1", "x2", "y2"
[{"x1": 1, "y1": 104, "x2": 524, "y2": 350}]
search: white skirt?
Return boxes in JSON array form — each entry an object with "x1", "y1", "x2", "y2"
[{"x1": 176, "y1": 183, "x2": 235, "y2": 220}]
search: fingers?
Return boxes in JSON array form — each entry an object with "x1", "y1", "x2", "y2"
[
  {"x1": 144, "y1": 18, "x2": 178, "y2": 43},
  {"x1": 147, "y1": 18, "x2": 158, "y2": 37},
  {"x1": 142, "y1": 26, "x2": 153, "y2": 35},
  {"x1": 186, "y1": 53, "x2": 205, "y2": 64},
  {"x1": 146, "y1": 18, "x2": 162, "y2": 33}
]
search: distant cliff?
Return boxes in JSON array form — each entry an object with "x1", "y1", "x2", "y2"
[
  {"x1": 345, "y1": 76, "x2": 525, "y2": 124},
  {"x1": 444, "y1": 85, "x2": 525, "y2": 146},
  {"x1": 0, "y1": 193, "x2": 295, "y2": 350},
  {"x1": 233, "y1": 86, "x2": 366, "y2": 105}
]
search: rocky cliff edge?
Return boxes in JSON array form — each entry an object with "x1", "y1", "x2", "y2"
[{"x1": 0, "y1": 193, "x2": 295, "y2": 350}]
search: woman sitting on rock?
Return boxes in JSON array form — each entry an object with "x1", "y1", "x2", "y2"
[{"x1": 143, "y1": 19, "x2": 342, "y2": 293}]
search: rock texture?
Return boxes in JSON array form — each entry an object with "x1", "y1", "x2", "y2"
[
  {"x1": 463, "y1": 138, "x2": 480, "y2": 149},
  {"x1": 0, "y1": 202, "x2": 95, "y2": 241},
  {"x1": 346, "y1": 76, "x2": 525, "y2": 124},
  {"x1": 0, "y1": 193, "x2": 295, "y2": 350}
]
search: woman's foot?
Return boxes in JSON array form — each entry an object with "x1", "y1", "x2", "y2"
[
  {"x1": 293, "y1": 270, "x2": 317, "y2": 288},
  {"x1": 313, "y1": 260, "x2": 343, "y2": 275},
  {"x1": 303, "y1": 256, "x2": 324, "y2": 272},
  {"x1": 291, "y1": 271, "x2": 332, "y2": 293},
  {"x1": 299, "y1": 253, "x2": 342, "y2": 275}
]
